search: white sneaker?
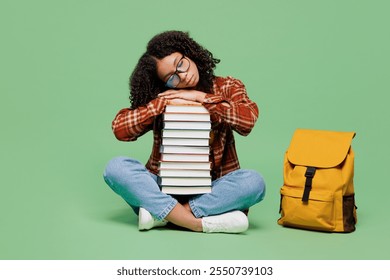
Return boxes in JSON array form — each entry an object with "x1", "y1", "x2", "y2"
[
  {"x1": 138, "y1": 207, "x2": 168, "y2": 231},
  {"x1": 202, "y1": 211, "x2": 249, "y2": 233}
]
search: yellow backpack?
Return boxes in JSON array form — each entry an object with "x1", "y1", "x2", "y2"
[{"x1": 277, "y1": 129, "x2": 357, "y2": 232}]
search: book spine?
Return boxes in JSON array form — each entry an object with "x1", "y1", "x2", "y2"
[
  {"x1": 159, "y1": 169, "x2": 211, "y2": 177},
  {"x1": 163, "y1": 120, "x2": 211, "y2": 129},
  {"x1": 158, "y1": 161, "x2": 211, "y2": 170},
  {"x1": 163, "y1": 113, "x2": 211, "y2": 122},
  {"x1": 161, "y1": 138, "x2": 210, "y2": 147},
  {"x1": 159, "y1": 178, "x2": 212, "y2": 187},
  {"x1": 165, "y1": 105, "x2": 209, "y2": 114},
  {"x1": 160, "y1": 145, "x2": 210, "y2": 155},
  {"x1": 162, "y1": 129, "x2": 211, "y2": 139}
]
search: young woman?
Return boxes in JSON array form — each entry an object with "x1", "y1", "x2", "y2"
[{"x1": 103, "y1": 31, "x2": 265, "y2": 233}]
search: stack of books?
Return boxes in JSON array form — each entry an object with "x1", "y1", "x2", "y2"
[{"x1": 158, "y1": 104, "x2": 212, "y2": 195}]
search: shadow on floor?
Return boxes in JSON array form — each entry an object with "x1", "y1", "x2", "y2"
[{"x1": 104, "y1": 208, "x2": 137, "y2": 225}]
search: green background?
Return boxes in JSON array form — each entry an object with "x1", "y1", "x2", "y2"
[{"x1": 1, "y1": 0, "x2": 389, "y2": 260}]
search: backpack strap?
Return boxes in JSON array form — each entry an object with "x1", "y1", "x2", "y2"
[{"x1": 302, "y1": 167, "x2": 316, "y2": 202}]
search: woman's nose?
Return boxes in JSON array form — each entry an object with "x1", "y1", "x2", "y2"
[{"x1": 178, "y1": 71, "x2": 187, "y2": 80}]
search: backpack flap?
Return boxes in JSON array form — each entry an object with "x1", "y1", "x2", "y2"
[{"x1": 287, "y1": 129, "x2": 356, "y2": 168}]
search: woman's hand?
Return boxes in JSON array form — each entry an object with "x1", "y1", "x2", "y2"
[{"x1": 158, "y1": 89, "x2": 207, "y2": 103}]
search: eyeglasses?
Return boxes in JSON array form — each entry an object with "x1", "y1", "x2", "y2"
[{"x1": 165, "y1": 55, "x2": 191, "y2": 88}]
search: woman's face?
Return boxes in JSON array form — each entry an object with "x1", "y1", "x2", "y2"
[{"x1": 156, "y1": 52, "x2": 199, "y2": 89}]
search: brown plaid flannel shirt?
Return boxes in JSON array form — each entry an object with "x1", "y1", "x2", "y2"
[{"x1": 112, "y1": 76, "x2": 259, "y2": 180}]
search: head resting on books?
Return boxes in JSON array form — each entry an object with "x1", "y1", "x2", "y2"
[{"x1": 129, "y1": 31, "x2": 220, "y2": 109}]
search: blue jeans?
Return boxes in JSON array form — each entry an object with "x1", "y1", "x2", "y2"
[{"x1": 103, "y1": 156, "x2": 266, "y2": 221}]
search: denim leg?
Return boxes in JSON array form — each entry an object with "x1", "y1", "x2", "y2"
[
  {"x1": 103, "y1": 156, "x2": 177, "y2": 220},
  {"x1": 189, "y1": 169, "x2": 266, "y2": 218}
]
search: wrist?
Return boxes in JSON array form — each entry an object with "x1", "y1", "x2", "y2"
[{"x1": 196, "y1": 92, "x2": 207, "y2": 103}]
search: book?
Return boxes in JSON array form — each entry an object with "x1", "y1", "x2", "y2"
[
  {"x1": 163, "y1": 113, "x2": 211, "y2": 122},
  {"x1": 158, "y1": 104, "x2": 212, "y2": 195},
  {"x1": 160, "y1": 153, "x2": 209, "y2": 162},
  {"x1": 162, "y1": 129, "x2": 210, "y2": 139},
  {"x1": 163, "y1": 121, "x2": 211, "y2": 130},
  {"x1": 162, "y1": 137, "x2": 210, "y2": 147},
  {"x1": 161, "y1": 186, "x2": 212, "y2": 195},
  {"x1": 159, "y1": 169, "x2": 211, "y2": 177},
  {"x1": 160, "y1": 145, "x2": 209, "y2": 155},
  {"x1": 158, "y1": 176, "x2": 212, "y2": 186},
  {"x1": 159, "y1": 161, "x2": 211, "y2": 170},
  {"x1": 165, "y1": 104, "x2": 209, "y2": 114}
]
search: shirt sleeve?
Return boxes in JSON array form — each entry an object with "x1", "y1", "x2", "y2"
[
  {"x1": 111, "y1": 97, "x2": 167, "y2": 141},
  {"x1": 202, "y1": 77, "x2": 259, "y2": 136}
]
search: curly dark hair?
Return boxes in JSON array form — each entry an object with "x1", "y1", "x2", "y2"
[{"x1": 129, "y1": 31, "x2": 220, "y2": 109}]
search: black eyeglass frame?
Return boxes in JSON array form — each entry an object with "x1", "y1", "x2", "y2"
[{"x1": 165, "y1": 55, "x2": 191, "y2": 88}]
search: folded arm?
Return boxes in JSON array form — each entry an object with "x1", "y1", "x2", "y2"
[
  {"x1": 202, "y1": 78, "x2": 258, "y2": 136},
  {"x1": 156, "y1": 77, "x2": 259, "y2": 136},
  {"x1": 112, "y1": 97, "x2": 167, "y2": 141}
]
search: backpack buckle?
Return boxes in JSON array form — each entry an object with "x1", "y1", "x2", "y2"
[
  {"x1": 302, "y1": 167, "x2": 316, "y2": 202},
  {"x1": 305, "y1": 167, "x2": 316, "y2": 178}
]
